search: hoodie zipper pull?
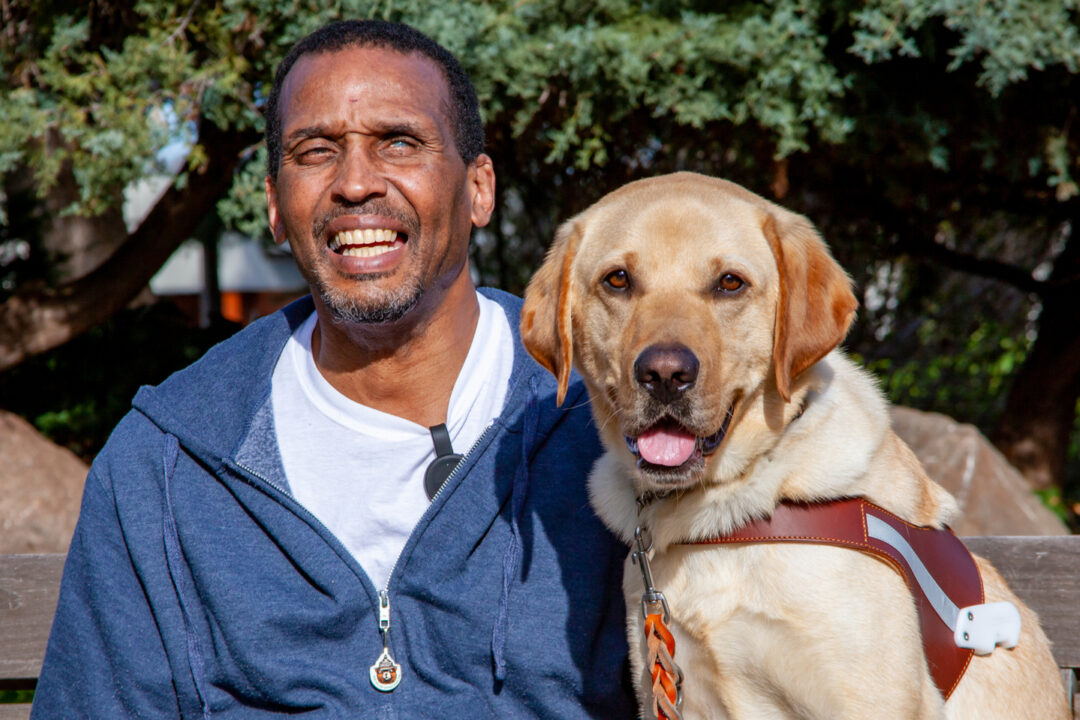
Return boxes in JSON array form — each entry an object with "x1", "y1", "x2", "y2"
[{"x1": 369, "y1": 590, "x2": 402, "y2": 692}]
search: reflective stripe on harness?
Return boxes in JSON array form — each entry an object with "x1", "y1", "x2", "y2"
[{"x1": 683, "y1": 498, "x2": 984, "y2": 699}]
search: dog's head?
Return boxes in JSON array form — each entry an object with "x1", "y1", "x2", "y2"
[{"x1": 522, "y1": 172, "x2": 857, "y2": 491}]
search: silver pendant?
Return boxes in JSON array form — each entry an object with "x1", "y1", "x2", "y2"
[{"x1": 369, "y1": 647, "x2": 402, "y2": 691}]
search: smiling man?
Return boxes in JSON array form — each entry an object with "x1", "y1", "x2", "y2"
[{"x1": 31, "y1": 20, "x2": 633, "y2": 719}]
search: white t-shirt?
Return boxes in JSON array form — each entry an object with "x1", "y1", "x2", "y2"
[{"x1": 271, "y1": 293, "x2": 514, "y2": 590}]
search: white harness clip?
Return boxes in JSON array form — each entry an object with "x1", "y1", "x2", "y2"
[{"x1": 953, "y1": 601, "x2": 1021, "y2": 655}]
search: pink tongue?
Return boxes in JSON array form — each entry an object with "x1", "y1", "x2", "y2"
[{"x1": 637, "y1": 427, "x2": 697, "y2": 467}]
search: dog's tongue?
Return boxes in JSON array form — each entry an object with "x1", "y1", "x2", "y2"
[{"x1": 637, "y1": 426, "x2": 696, "y2": 466}]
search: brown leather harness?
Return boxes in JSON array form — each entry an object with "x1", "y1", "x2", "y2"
[{"x1": 684, "y1": 497, "x2": 983, "y2": 699}]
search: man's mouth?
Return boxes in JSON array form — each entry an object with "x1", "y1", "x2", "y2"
[
  {"x1": 624, "y1": 403, "x2": 735, "y2": 471},
  {"x1": 327, "y1": 228, "x2": 403, "y2": 257}
]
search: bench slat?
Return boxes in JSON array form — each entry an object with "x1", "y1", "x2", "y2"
[
  {"x1": 963, "y1": 536, "x2": 1080, "y2": 669},
  {"x1": 0, "y1": 705, "x2": 30, "y2": 720},
  {"x1": 0, "y1": 555, "x2": 64, "y2": 683},
  {"x1": 0, "y1": 538, "x2": 1075, "y2": 717}
]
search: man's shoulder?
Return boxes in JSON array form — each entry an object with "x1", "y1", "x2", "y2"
[
  {"x1": 476, "y1": 286, "x2": 597, "y2": 419},
  {"x1": 129, "y1": 296, "x2": 313, "y2": 449},
  {"x1": 477, "y1": 286, "x2": 522, "y2": 316}
]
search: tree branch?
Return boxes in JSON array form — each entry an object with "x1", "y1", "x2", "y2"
[
  {"x1": 0, "y1": 121, "x2": 260, "y2": 371},
  {"x1": 898, "y1": 234, "x2": 1047, "y2": 295}
]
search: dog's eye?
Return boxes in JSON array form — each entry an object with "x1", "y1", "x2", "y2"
[
  {"x1": 716, "y1": 273, "x2": 745, "y2": 294},
  {"x1": 603, "y1": 269, "x2": 631, "y2": 291}
]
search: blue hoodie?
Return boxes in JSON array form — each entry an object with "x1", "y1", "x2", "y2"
[{"x1": 32, "y1": 290, "x2": 634, "y2": 719}]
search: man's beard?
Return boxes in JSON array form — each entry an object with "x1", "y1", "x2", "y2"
[
  {"x1": 314, "y1": 271, "x2": 424, "y2": 325},
  {"x1": 307, "y1": 201, "x2": 424, "y2": 324}
]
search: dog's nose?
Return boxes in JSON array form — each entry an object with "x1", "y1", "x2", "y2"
[{"x1": 634, "y1": 344, "x2": 699, "y2": 403}]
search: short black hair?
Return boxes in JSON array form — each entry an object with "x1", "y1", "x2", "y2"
[{"x1": 265, "y1": 20, "x2": 484, "y2": 178}]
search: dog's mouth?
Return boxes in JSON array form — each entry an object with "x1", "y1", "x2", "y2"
[{"x1": 624, "y1": 403, "x2": 735, "y2": 477}]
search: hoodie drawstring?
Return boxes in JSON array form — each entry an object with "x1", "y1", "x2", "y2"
[
  {"x1": 161, "y1": 433, "x2": 212, "y2": 719},
  {"x1": 492, "y1": 376, "x2": 539, "y2": 682}
]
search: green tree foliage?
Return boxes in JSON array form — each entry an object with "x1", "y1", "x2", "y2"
[
  {"x1": 852, "y1": 0, "x2": 1080, "y2": 97},
  {"x1": 1, "y1": 1, "x2": 1078, "y2": 515},
  {"x1": 1, "y1": 2, "x2": 255, "y2": 223}
]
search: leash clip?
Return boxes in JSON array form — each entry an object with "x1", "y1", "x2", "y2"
[
  {"x1": 632, "y1": 526, "x2": 670, "y2": 622},
  {"x1": 633, "y1": 525, "x2": 683, "y2": 720}
]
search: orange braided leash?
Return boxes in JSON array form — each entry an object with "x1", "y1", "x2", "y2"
[
  {"x1": 644, "y1": 612, "x2": 680, "y2": 719},
  {"x1": 633, "y1": 525, "x2": 683, "y2": 720}
]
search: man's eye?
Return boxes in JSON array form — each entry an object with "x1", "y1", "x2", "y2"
[
  {"x1": 297, "y1": 146, "x2": 334, "y2": 163},
  {"x1": 384, "y1": 141, "x2": 421, "y2": 157},
  {"x1": 384, "y1": 134, "x2": 420, "y2": 150}
]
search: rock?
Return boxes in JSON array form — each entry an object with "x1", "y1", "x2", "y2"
[
  {"x1": 890, "y1": 406, "x2": 1069, "y2": 536},
  {"x1": 0, "y1": 410, "x2": 88, "y2": 553}
]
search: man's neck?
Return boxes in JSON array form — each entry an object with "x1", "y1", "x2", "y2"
[{"x1": 309, "y1": 276, "x2": 481, "y2": 428}]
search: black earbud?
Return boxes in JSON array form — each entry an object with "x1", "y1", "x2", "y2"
[{"x1": 424, "y1": 423, "x2": 464, "y2": 500}]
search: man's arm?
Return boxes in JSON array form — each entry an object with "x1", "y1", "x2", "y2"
[{"x1": 31, "y1": 466, "x2": 189, "y2": 718}]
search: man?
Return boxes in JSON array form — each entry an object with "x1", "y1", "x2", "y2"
[{"x1": 32, "y1": 20, "x2": 633, "y2": 719}]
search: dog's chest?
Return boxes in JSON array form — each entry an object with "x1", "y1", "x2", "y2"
[{"x1": 623, "y1": 542, "x2": 927, "y2": 719}]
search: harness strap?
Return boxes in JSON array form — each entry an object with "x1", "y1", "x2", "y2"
[{"x1": 684, "y1": 498, "x2": 983, "y2": 699}]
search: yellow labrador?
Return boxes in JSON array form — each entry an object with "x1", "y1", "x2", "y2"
[{"x1": 521, "y1": 172, "x2": 1068, "y2": 720}]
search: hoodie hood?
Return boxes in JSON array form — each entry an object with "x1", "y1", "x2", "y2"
[{"x1": 131, "y1": 290, "x2": 586, "y2": 483}]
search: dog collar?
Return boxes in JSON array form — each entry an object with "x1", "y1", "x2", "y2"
[{"x1": 681, "y1": 497, "x2": 1020, "y2": 700}]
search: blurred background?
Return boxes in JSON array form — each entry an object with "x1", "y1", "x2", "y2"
[{"x1": 1, "y1": 0, "x2": 1077, "y2": 550}]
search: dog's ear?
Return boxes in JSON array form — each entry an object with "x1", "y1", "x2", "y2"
[
  {"x1": 764, "y1": 213, "x2": 858, "y2": 402},
  {"x1": 521, "y1": 219, "x2": 581, "y2": 406}
]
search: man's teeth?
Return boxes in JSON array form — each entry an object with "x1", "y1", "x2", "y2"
[
  {"x1": 328, "y1": 228, "x2": 399, "y2": 255},
  {"x1": 341, "y1": 244, "x2": 394, "y2": 257}
]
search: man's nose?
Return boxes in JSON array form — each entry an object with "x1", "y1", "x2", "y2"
[{"x1": 331, "y1": 145, "x2": 389, "y2": 203}]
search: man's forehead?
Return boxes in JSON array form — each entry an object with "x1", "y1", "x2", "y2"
[{"x1": 279, "y1": 45, "x2": 451, "y2": 118}]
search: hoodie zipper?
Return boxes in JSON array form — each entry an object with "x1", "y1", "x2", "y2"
[
  {"x1": 233, "y1": 458, "x2": 404, "y2": 692},
  {"x1": 364, "y1": 420, "x2": 499, "y2": 690},
  {"x1": 369, "y1": 589, "x2": 402, "y2": 691},
  {"x1": 427, "y1": 420, "x2": 498, "y2": 506},
  {"x1": 235, "y1": 419, "x2": 501, "y2": 693},
  {"x1": 234, "y1": 460, "x2": 291, "y2": 498}
]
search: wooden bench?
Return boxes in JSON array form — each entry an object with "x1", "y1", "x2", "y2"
[{"x1": 1, "y1": 538, "x2": 1077, "y2": 718}]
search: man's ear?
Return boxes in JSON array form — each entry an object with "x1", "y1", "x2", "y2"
[
  {"x1": 763, "y1": 212, "x2": 858, "y2": 402},
  {"x1": 468, "y1": 154, "x2": 496, "y2": 228},
  {"x1": 521, "y1": 219, "x2": 581, "y2": 406},
  {"x1": 265, "y1": 175, "x2": 286, "y2": 245}
]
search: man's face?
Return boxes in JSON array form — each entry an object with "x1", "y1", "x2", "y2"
[{"x1": 266, "y1": 45, "x2": 494, "y2": 325}]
